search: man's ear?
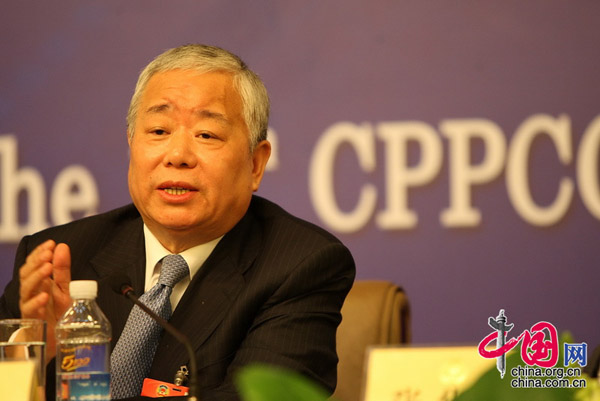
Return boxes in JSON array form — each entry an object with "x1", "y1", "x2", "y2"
[{"x1": 251, "y1": 140, "x2": 272, "y2": 191}]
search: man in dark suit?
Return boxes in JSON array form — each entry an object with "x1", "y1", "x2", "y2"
[{"x1": 0, "y1": 44, "x2": 355, "y2": 400}]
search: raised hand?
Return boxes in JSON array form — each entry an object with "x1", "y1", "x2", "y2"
[{"x1": 19, "y1": 240, "x2": 72, "y2": 361}]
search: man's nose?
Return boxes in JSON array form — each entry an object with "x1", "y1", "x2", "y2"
[{"x1": 164, "y1": 130, "x2": 198, "y2": 168}]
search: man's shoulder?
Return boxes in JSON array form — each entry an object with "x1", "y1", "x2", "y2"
[
  {"x1": 240, "y1": 196, "x2": 355, "y2": 289},
  {"x1": 249, "y1": 196, "x2": 344, "y2": 247}
]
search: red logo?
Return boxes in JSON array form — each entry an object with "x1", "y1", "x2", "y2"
[
  {"x1": 479, "y1": 321, "x2": 559, "y2": 367},
  {"x1": 478, "y1": 309, "x2": 559, "y2": 378}
]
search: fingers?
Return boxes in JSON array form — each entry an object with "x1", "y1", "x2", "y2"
[
  {"x1": 19, "y1": 240, "x2": 56, "y2": 316},
  {"x1": 53, "y1": 243, "x2": 71, "y2": 292},
  {"x1": 51, "y1": 243, "x2": 72, "y2": 320},
  {"x1": 22, "y1": 292, "x2": 50, "y2": 319},
  {"x1": 18, "y1": 240, "x2": 72, "y2": 320},
  {"x1": 19, "y1": 240, "x2": 55, "y2": 282}
]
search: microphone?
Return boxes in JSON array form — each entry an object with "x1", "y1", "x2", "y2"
[{"x1": 108, "y1": 274, "x2": 199, "y2": 401}]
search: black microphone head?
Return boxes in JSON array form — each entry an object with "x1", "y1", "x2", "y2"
[{"x1": 107, "y1": 273, "x2": 134, "y2": 296}]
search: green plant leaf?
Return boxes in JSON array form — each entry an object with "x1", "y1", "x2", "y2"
[{"x1": 235, "y1": 364, "x2": 333, "y2": 401}]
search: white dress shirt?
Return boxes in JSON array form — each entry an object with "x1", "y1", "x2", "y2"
[{"x1": 142, "y1": 225, "x2": 222, "y2": 310}]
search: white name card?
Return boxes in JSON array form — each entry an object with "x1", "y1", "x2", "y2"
[
  {"x1": 362, "y1": 346, "x2": 494, "y2": 401},
  {"x1": 0, "y1": 360, "x2": 40, "y2": 401}
]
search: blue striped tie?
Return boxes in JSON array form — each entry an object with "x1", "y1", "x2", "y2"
[{"x1": 110, "y1": 254, "x2": 189, "y2": 399}]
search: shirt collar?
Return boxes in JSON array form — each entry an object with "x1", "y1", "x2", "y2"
[{"x1": 143, "y1": 224, "x2": 222, "y2": 290}]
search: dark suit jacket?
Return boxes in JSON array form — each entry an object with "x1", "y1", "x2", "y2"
[{"x1": 0, "y1": 195, "x2": 355, "y2": 401}]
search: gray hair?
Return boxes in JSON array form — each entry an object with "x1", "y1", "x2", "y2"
[{"x1": 127, "y1": 44, "x2": 270, "y2": 149}]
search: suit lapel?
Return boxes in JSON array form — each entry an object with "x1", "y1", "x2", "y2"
[{"x1": 150, "y1": 206, "x2": 262, "y2": 377}]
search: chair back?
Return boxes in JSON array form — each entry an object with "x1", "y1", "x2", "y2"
[{"x1": 333, "y1": 280, "x2": 410, "y2": 401}]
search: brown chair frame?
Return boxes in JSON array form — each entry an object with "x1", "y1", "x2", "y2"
[{"x1": 333, "y1": 280, "x2": 411, "y2": 401}]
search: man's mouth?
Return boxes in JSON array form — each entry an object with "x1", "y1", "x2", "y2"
[
  {"x1": 163, "y1": 187, "x2": 191, "y2": 195},
  {"x1": 158, "y1": 181, "x2": 197, "y2": 196}
]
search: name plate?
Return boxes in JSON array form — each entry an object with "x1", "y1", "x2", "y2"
[
  {"x1": 363, "y1": 346, "x2": 494, "y2": 401},
  {"x1": 0, "y1": 360, "x2": 40, "y2": 401}
]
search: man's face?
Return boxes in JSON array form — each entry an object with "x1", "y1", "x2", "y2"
[{"x1": 128, "y1": 69, "x2": 270, "y2": 251}]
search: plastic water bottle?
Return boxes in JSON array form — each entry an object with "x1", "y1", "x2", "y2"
[{"x1": 56, "y1": 280, "x2": 112, "y2": 401}]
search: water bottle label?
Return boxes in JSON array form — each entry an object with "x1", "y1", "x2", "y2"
[
  {"x1": 59, "y1": 343, "x2": 108, "y2": 372},
  {"x1": 59, "y1": 372, "x2": 110, "y2": 401}
]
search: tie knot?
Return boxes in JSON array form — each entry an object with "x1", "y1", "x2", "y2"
[{"x1": 159, "y1": 254, "x2": 189, "y2": 288}]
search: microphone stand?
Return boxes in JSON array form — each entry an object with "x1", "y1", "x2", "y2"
[{"x1": 122, "y1": 288, "x2": 199, "y2": 401}]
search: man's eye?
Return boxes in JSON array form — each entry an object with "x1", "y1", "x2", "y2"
[
  {"x1": 152, "y1": 129, "x2": 167, "y2": 135},
  {"x1": 198, "y1": 132, "x2": 213, "y2": 139}
]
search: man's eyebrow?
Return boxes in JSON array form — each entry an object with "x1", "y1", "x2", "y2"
[
  {"x1": 145, "y1": 103, "x2": 171, "y2": 114},
  {"x1": 144, "y1": 104, "x2": 229, "y2": 125},
  {"x1": 195, "y1": 109, "x2": 230, "y2": 125}
]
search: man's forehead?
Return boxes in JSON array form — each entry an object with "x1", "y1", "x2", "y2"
[
  {"x1": 142, "y1": 70, "x2": 237, "y2": 104},
  {"x1": 143, "y1": 101, "x2": 230, "y2": 124},
  {"x1": 143, "y1": 70, "x2": 237, "y2": 101}
]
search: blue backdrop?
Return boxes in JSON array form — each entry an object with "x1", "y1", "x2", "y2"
[{"x1": 1, "y1": 1, "x2": 598, "y2": 349}]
